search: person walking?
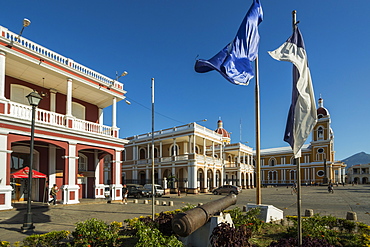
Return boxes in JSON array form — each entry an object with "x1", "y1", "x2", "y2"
[
  {"x1": 121, "y1": 185, "x2": 128, "y2": 204},
  {"x1": 48, "y1": 184, "x2": 59, "y2": 205}
]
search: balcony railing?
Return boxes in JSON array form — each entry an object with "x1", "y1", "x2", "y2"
[
  {"x1": 7, "y1": 101, "x2": 117, "y2": 137},
  {"x1": 0, "y1": 26, "x2": 123, "y2": 90}
]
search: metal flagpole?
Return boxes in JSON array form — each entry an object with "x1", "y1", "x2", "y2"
[
  {"x1": 255, "y1": 56, "x2": 261, "y2": 205},
  {"x1": 292, "y1": 10, "x2": 302, "y2": 247},
  {"x1": 151, "y1": 78, "x2": 155, "y2": 221}
]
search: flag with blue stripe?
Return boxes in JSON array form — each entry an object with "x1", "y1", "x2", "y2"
[
  {"x1": 194, "y1": 0, "x2": 263, "y2": 85},
  {"x1": 268, "y1": 26, "x2": 317, "y2": 158}
]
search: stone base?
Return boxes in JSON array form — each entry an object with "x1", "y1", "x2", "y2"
[
  {"x1": 186, "y1": 188, "x2": 198, "y2": 194},
  {"x1": 180, "y1": 213, "x2": 234, "y2": 247},
  {"x1": 247, "y1": 203, "x2": 283, "y2": 223}
]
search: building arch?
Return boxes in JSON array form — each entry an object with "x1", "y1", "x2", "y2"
[
  {"x1": 269, "y1": 157, "x2": 277, "y2": 166},
  {"x1": 139, "y1": 148, "x2": 146, "y2": 159},
  {"x1": 170, "y1": 144, "x2": 179, "y2": 156},
  {"x1": 197, "y1": 168, "x2": 204, "y2": 190}
]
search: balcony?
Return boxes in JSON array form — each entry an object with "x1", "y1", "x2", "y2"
[
  {"x1": 0, "y1": 26, "x2": 123, "y2": 91},
  {"x1": 6, "y1": 101, "x2": 117, "y2": 137},
  {"x1": 127, "y1": 153, "x2": 223, "y2": 166}
]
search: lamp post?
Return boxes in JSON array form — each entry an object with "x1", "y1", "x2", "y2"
[{"x1": 21, "y1": 91, "x2": 42, "y2": 232}]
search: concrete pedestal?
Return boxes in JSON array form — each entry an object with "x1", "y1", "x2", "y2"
[{"x1": 247, "y1": 203, "x2": 283, "y2": 223}]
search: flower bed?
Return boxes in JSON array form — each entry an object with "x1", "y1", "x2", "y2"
[{"x1": 1, "y1": 205, "x2": 369, "y2": 246}]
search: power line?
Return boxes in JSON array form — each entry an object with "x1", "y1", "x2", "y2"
[{"x1": 125, "y1": 96, "x2": 184, "y2": 124}]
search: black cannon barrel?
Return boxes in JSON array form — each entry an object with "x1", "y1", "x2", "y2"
[{"x1": 172, "y1": 194, "x2": 237, "y2": 237}]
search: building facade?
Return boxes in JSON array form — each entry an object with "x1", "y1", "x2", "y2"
[
  {"x1": 123, "y1": 98, "x2": 345, "y2": 194},
  {"x1": 259, "y1": 98, "x2": 346, "y2": 185},
  {"x1": 347, "y1": 164, "x2": 370, "y2": 184},
  {"x1": 122, "y1": 120, "x2": 255, "y2": 194},
  {"x1": 0, "y1": 24, "x2": 128, "y2": 210}
]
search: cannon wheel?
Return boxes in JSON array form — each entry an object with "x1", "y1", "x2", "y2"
[{"x1": 213, "y1": 191, "x2": 219, "y2": 195}]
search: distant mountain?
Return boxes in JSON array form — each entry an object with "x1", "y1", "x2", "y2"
[{"x1": 341, "y1": 152, "x2": 370, "y2": 169}]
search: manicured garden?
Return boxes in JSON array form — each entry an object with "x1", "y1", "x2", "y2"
[{"x1": 1, "y1": 205, "x2": 370, "y2": 246}]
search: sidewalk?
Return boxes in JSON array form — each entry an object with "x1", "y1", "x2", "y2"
[{"x1": 0, "y1": 184, "x2": 369, "y2": 243}]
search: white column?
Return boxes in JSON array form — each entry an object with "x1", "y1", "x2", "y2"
[
  {"x1": 0, "y1": 51, "x2": 6, "y2": 100},
  {"x1": 337, "y1": 167, "x2": 342, "y2": 183},
  {"x1": 112, "y1": 97, "x2": 117, "y2": 128},
  {"x1": 342, "y1": 168, "x2": 346, "y2": 183},
  {"x1": 159, "y1": 141, "x2": 163, "y2": 159},
  {"x1": 0, "y1": 131, "x2": 13, "y2": 210},
  {"x1": 193, "y1": 135, "x2": 196, "y2": 154},
  {"x1": 203, "y1": 138, "x2": 206, "y2": 155},
  {"x1": 213, "y1": 169, "x2": 217, "y2": 189},
  {"x1": 203, "y1": 169, "x2": 208, "y2": 190},
  {"x1": 111, "y1": 150, "x2": 123, "y2": 200},
  {"x1": 98, "y1": 108, "x2": 103, "y2": 124},
  {"x1": 158, "y1": 165, "x2": 162, "y2": 181},
  {"x1": 188, "y1": 163, "x2": 197, "y2": 190},
  {"x1": 48, "y1": 145, "x2": 56, "y2": 188},
  {"x1": 173, "y1": 138, "x2": 177, "y2": 156},
  {"x1": 312, "y1": 167, "x2": 315, "y2": 183},
  {"x1": 61, "y1": 142, "x2": 80, "y2": 205},
  {"x1": 188, "y1": 135, "x2": 191, "y2": 154},
  {"x1": 212, "y1": 142, "x2": 215, "y2": 158},
  {"x1": 68, "y1": 144, "x2": 77, "y2": 186},
  {"x1": 237, "y1": 170, "x2": 241, "y2": 187},
  {"x1": 49, "y1": 89, "x2": 57, "y2": 112},
  {"x1": 66, "y1": 78, "x2": 73, "y2": 116}
]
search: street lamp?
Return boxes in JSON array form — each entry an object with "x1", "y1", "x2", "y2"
[
  {"x1": 17, "y1": 18, "x2": 31, "y2": 41},
  {"x1": 21, "y1": 91, "x2": 42, "y2": 232}
]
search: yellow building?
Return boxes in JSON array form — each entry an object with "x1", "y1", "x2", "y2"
[
  {"x1": 259, "y1": 97, "x2": 346, "y2": 185},
  {"x1": 122, "y1": 120, "x2": 254, "y2": 194}
]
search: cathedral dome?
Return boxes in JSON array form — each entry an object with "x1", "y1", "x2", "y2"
[
  {"x1": 215, "y1": 120, "x2": 230, "y2": 138},
  {"x1": 317, "y1": 97, "x2": 329, "y2": 119}
]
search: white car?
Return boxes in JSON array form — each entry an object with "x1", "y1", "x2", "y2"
[{"x1": 142, "y1": 184, "x2": 164, "y2": 197}]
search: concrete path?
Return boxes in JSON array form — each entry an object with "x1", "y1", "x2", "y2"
[{"x1": 0, "y1": 184, "x2": 369, "y2": 244}]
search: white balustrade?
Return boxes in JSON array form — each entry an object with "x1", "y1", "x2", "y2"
[
  {"x1": 0, "y1": 26, "x2": 123, "y2": 90},
  {"x1": 7, "y1": 101, "x2": 115, "y2": 137}
]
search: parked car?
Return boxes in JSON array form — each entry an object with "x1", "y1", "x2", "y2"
[
  {"x1": 126, "y1": 184, "x2": 145, "y2": 198},
  {"x1": 212, "y1": 185, "x2": 242, "y2": 195},
  {"x1": 142, "y1": 184, "x2": 164, "y2": 197}
]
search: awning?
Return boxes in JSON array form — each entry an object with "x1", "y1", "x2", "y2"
[{"x1": 10, "y1": 167, "x2": 47, "y2": 179}]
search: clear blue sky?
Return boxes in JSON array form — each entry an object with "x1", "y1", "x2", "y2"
[{"x1": 1, "y1": 1, "x2": 369, "y2": 161}]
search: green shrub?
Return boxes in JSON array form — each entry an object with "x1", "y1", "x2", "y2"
[
  {"x1": 132, "y1": 220, "x2": 183, "y2": 247},
  {"x1": 22, "y1": 230, "x2": 70, "y2": 247},
  {"x1": 285, "y1": 214, "x2": 365, "y2": 246},
  {"x1": 225, "y1": 207, "x2": 264, "y2": 233},
  {"x1": 71, "y1": 218, "x2": 121, "y2": 246}
]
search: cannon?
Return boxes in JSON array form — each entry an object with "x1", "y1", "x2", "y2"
[{"x1": 172, "y1": 194, "x2": 237, "y2": 237}]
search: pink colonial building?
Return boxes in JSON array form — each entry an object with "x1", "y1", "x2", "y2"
[{"x1": 0, "y1": 24, "x2": 128, "y2": 210}]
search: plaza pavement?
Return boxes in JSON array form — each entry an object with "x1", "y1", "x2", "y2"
[{"x1": 0, "y1": 184, "x2": 369, "y2": 244}]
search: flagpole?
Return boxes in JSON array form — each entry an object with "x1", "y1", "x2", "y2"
[
  {"x1": 292, "y1": 10, "x2": 302, "y2": 247},
  {"x1": 255, "y1": 55, "x2": 261, "y2": 205},
  {"x1": 151, "y1": 78, "x2": 155, "y2": 221}
]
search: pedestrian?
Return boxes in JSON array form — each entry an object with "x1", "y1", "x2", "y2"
[
  {"x1": 48, "y1": 184, "x2": 59, "y2": 206},
  {"x1": 121, "y1": 185, "x2": 128, "y2": 204}
]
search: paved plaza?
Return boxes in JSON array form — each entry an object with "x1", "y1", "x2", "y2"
[{"x1": 0, "y1": 184, "x2": 369, "y2": 243}]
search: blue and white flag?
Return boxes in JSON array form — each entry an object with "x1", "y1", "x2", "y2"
[
  {"x1": 194, "y1": 0, "x2": 263, "y2": 85},
  {"x1": 268, "y1": 27, "x2": 317, "y2": 158}
]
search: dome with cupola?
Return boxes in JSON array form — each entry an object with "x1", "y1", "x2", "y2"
[
  {"x1": 317, "y1": 97, "x2": 329, "y2": 119},
  {"x1": 215, "y1": 120, "x2": 231, "y2": 143}
]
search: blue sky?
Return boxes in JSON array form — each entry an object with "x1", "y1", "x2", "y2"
[{"x1": 1, "y1": 0, "x2": 369, "y2": 161}]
